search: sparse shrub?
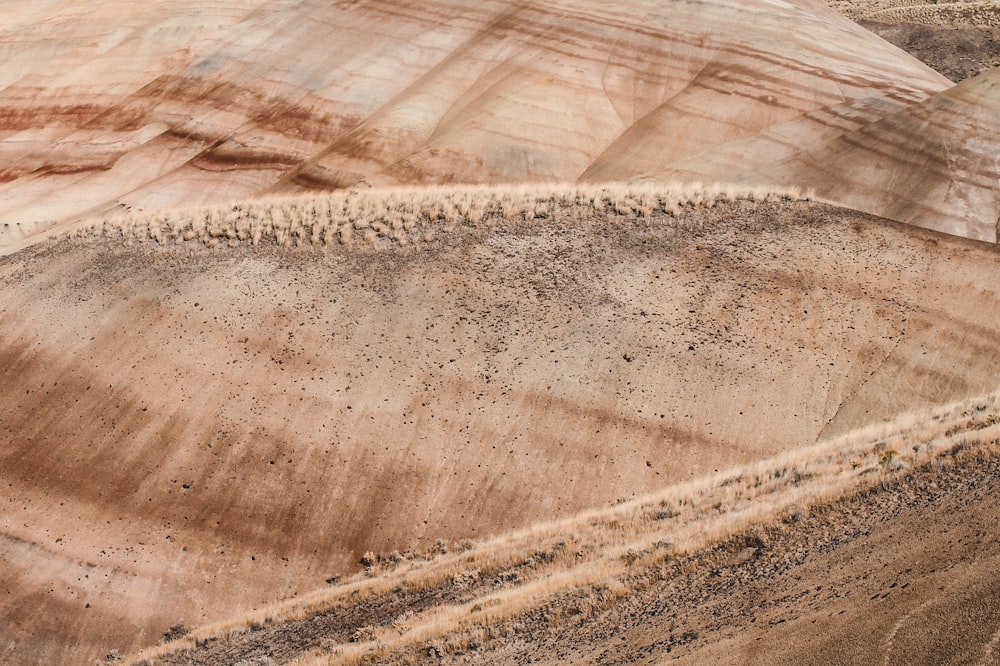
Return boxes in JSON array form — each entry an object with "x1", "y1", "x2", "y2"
[
  {"x1": 651, "y1": 508, "x2": 677, "y2": 520},
  {"x1": 622, "y1": 548, "x2": 652, "y2": 566},
  {"x1": 879, "y1": 448, "x2": 909, "y2": 471},
  {"x1": 878, "y1": 449, "x2": 899, "y2": 466},
  {"x1": 351, "y1": 625, "x2": 378, "y2": 643},
  {"x1": 494, "y1": 569, "x2": 520, "y2": 586},
  {"x1": 451, "y1": 568, "x2": 481, "y2": 588},
  {"x1": 391, "y1": 611, "x2": 413, "y2": 634},
  {"x1": 592, "y1": 579, "x2": 629, "y2": 602},
  {"x1": 160, "y1": 622, "x2": 189, "y2": 643}
]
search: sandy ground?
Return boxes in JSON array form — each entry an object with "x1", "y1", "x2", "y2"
[
  {"x1": 137, "y1": 417, "x2": 1000, "y2": 665},
  {"x1": 2, "y1": 200, "x2": 1000, "y2": 663}
]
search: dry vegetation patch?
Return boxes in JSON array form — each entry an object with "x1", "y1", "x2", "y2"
[
  {"x1": 825, "y1": 0, "x2": 1000, "y2": 81},
  {"x1": 859, "y1": 19, "x2": 1000, "y2": 81},
  {"x1": 826, "y1": 0, "x2": 996, "y2": 20},
  {"x1": 864, "y1": 0, "x2": 1000, "y2": 25},
  {"x1": 65, "y1": 183, "x2": 808, "y2": 251}
]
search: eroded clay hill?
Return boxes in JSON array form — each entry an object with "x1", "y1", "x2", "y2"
[
  {"x1": 2, "y1": 195, "x2": 1000, "y2": 663},
  {"x1": 0, "y1": 0, "x2": 952, "y2": 251},
  {"x1": 650, "y1": 67, "x2": 1000, "y2": 242},
  {"x1": 764, "y1": 68, "x2": 1000, "y2": 242}
]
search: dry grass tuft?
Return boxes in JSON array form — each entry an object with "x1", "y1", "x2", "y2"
[{"x1": 65, "y1": 182, "x2": 808, "y2": 251}]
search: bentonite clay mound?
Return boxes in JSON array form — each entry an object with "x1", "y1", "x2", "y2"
[
  {"x1": 2, "y1": 197, "x2": 1000, "y2": 663},
  {"x1": 0, "y1": 0, "x2": 951, "y2": 251},
  {"x1": 758, "y1": 68, "x2": 1000, "y2": 243},
  {"x1": 650, "y1": 67, "x2": 1000, "y2": 243}
]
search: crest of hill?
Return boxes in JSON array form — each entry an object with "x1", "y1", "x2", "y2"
[
  {"x1": 62, "y1": 182, "x2": 807, "y2": 249},
  {"x1": 3, "y1": 192, "x2": 1000, "y2": 664},
  {"x1": 0, "y1": 0, "x2": 950, "y2": 250}
]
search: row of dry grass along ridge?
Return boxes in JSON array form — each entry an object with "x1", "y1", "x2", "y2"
[
  {"x1": 67, "y1": 183, "x2": 809, "y2": 250},
  {"x1": 127, "y1": 390, "x2": 1000, "y2": 665}
]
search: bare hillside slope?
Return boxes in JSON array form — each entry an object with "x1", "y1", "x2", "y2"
[
  {"x1": 132, "y1": 392, "x2": 1000, "y2": 665},
  {"x1": 0, "y1": 0, "x2": 950, "y2": 250},
  {"x1": 2, "y1": 191, "x2": 1000, "y2": 663},
  {"x1": 652, "y1": 67, "x2": 1000, "y2": 241},
  {"x1": 763, "y1": 68, "x2": 1000, "y2": 242}
]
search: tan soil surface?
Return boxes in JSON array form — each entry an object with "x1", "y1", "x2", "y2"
[
  {"x1": 133, "y1": 421, "x2": 1000, "y2": 665},
  {"x1": 3, "y1": 200, "x2": 1000, "y2": 663},
  {"x1": 412, "y1": 443, "x2": 1000, "y2": 664},
  {"x1": 860, "y1": 20, "x2": 1000, "y2": 82}
]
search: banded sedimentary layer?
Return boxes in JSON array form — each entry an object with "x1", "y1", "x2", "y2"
[{"x1": 0, "y1": 0, "x2": 951, "y2": 251}]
